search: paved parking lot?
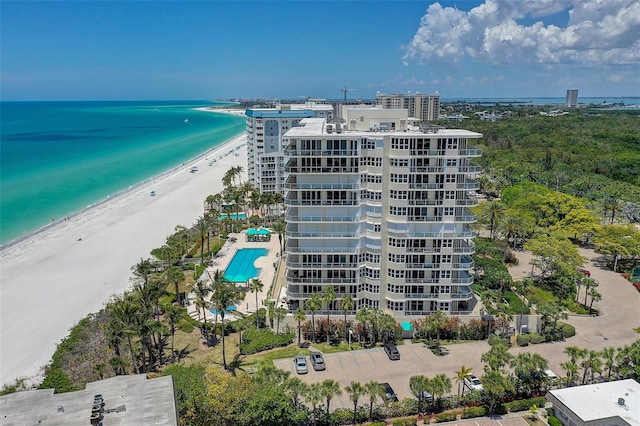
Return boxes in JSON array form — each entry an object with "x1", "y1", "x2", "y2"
[{"x1": 274, "y1": 340, "x2": 491, "y2": 409}]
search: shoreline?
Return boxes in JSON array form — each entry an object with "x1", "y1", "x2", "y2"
[{"x1": 0, "y1": 131, "x2": 248, "y2": 386}]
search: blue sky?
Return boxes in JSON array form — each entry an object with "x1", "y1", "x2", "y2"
[{"x1": 1, "y1": 1, "x2": 638, "y2": 101}]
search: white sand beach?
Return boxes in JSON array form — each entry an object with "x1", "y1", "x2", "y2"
[{"x1": 0, "y1": 133, "x2": 248, "y2": 386}]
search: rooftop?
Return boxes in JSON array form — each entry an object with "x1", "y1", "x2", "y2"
[
  {"x1": 0, "y1": 374, "x2": 178, "y2": 426},
  {"x1": 548, "y1": 379, "x2": 640, "y2": 425}
]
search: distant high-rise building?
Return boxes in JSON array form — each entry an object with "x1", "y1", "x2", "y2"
[
  {"x1": 566, "y1": 89, "x2": 579, "y2": 107},
  {"x1": 245, "y1": 103, "x2": 333, "y2": 195},
  {"x1": 376, "y1": 92, "x2": 440, "y2": 121}
]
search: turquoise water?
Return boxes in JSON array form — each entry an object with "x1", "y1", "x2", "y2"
[
  {"x1": 219, "y1": 213, "x2": 247, "y2": 220},
  {"x1": 0, "y1": 101, "x2": 245, "y2": 245},
  {"x1": 224, "y1": 248, "x2": 268, "y2": 282},
  {"x1": 210, "y1": 305, "x2": 237, "y2": 315}
]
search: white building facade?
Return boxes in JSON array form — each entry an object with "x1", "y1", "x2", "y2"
[
  {"x1": 283, "y1": 109, "x2": 481, "y2": 320},
  {"x1": 376, "y1": 92, "x2": 441, "y2": 122},
  {"x1": 566, "y1": 89, "x2": 579, "y2": 108},
  {"x1": 245, "y1": 103, "x2": 333, "y2": 195}
]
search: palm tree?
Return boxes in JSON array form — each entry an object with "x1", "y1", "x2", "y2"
[
  {"x1": 481, "y1": 343, "x2": 513, "y2": 372},
  {"x1": 480, "y1": 200, "x2": 506, "y2": 240},
  {"x1": 454, "y1": 365, "x2": 473, "y2": 398},
  {"x1": 431, "y1": 373, "x2": 452, "y2": 405},
  {"x1": 305, "y1": 382, "x2": 323, "y2": 426},
  {"x1": 285, "y1": 377, "x2": 308, "y2": 410},
  {"x1": 249, "y1": 278, "x2": 264, "y2": 328},
  {"x1": 582, "y1": 277, "x2": 598, "y2": 307},
  {"x1": 211, "y1": 280, "x2": 245, "y2": 370},
  {"x1": 426, "y1": 310, "x2": 449, "y2": 353},
  {"x1": 112, "y1": 297, "x2": 141, "y2": 374},
  {"x1": 345, "y1": 381, "x2": 365, "y2": 425},
  {"x1": 323, "y1": 286, "x2": 336, "y2": 345},
  {"x1": 320, "y1": 379, "x2": 342, "y2": 415},
  {"x1": 192, "y1": 280, "x2": 211, "y2": 341},
  {"x1": 601, "y1": 347, "x2": 617, "y2": 381},
  {"x1": 132, "y1": 258, "x2": 154, "y2": 288},
  {"x1": 410, "y1": 375, "x2": 431, "y2": 416},
  {"x1": 364, "y1": 380, "x2": 383, "y2": 419},
  {"x1": 274, "y1": 306, "x2": 287, "y2": 335},
  {"x1": 109, "y1": 356, "x2": 128, "y2": 376},
  {"x1": 306, "y1": 293, "x2": 322, "y2": 343},
  {"x1": 561, "y1": 360, "x2": 579, "y2": 387},
  {"x1": 340, "y1": 294, "x2": 355, "y2": 341},
  {"x1": 588, "y1": 288, "x2": 602, "y2": 311},
  {"x1": 510, "y1": 352, "x2": 548, "y2": 395},
  {"x1": 165, "y1": 266, "x2": 185, "y2": 306},
  {"x1": 294, "y1": 307, "x2": 306, "y2": 345},
  {"x1": 195, "y1": 216, "x2": 208, "y2": 263},
  {"x1": 272, "y1": 219, "x2": 286, "y2": 255},
  {"x1": 165, "y1": 304, "x2": 184, "y2": 361}
]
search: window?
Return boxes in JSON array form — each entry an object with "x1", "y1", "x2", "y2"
[
  {"x1": 391, "y1": 138, "x2": 410, "y2": 149},
  {"x1": 389, "y1": 238, "x2": 406, "y2": 247},
  {"x1": 388, "y1": 253, "x2": 406, "y2": 263},
  {"x1": 442, "y1": 255, "x2": 452, "y2": 263},
  {"x1": 442, "y1": 239, "x2": 453, "y2": 247},
  {"x1": 445, "y1": 174, "x2": 456, "y2": 183},
  {"x1": 387, "y1": 300, "x2": 404, "y2": 311},
  {"x1": 390, "y1": 174, "x2": 408, "y2": 183},
  {"x1": 388, "y1": 269, "x2": 405, "y2": 278},
  {"x1": 444, "y1": 207, "x2": 455, "y2": 216},
  {"x1": 387, "y1": 283, "x2": 403, "y2": 293},
  {"x1": 444, "y1": 191, "x2": 456, "y2": 200},
  {"x1": 446, "y1": 138, "x2": 458, "y2": 149},
  {"x1": 389, "y1": 206, "x2": 407, "y2": 216},
  {"x1": 390, "y1": 190, "x2": 408, "y2": 199},
  {"x1": 446, "y1": 159, "x2": 457, "y2": 167},
  {"x1": 440, "y1": 270, "x2": 451, "y2": 278}
]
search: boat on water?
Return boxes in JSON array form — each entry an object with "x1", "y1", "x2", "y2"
[{"x1": 183, "y1": 118, "x2": 190, "y2": 124}]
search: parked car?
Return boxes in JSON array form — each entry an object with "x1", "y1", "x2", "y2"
[
  {"x1": 294, "y1": 355, "x2": 308, "y2": 374},
  {"x1": 381, "y1": 382, "x2": 399, "y2": 402},
  {"x1": 384, "y1": 342, "x2": 400, "y2": 360},
  {"x1": 310, "y1": 352, "x2": 326, "y2": 371},
  {"x1": 463, "y1": 374, "x2": 483, "y2": 391}
]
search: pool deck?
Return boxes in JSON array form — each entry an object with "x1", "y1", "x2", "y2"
[{"x1": 186, "y1": 229, "x2": 282, "y2": 322}]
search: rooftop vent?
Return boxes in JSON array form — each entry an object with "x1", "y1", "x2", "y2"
[{"x1": 326, "y1": 125, "x2": 333, "y2": 134}]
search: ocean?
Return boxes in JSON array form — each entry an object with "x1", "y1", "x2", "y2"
[
  {"x1": 0, "y1": 101, "x2": 245, "y2": 245},
  {"x1": 442, "y1": 96, "x2": 640, "y2": 108}
]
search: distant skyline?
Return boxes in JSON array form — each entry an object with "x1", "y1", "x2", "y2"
[{"x1": 1, "y1": 1, "x2": 638, "y2": 101}]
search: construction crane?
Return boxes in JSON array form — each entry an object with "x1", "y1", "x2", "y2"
[{"x1": 341, "y1": 86, "x2": 356, "y2": 101}]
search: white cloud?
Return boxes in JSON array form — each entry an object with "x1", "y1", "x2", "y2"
[
  {"x1": 403, "y1": 0, "x2": 640, "y2": 67},
  {"x1": 369, "y1": 74, "x2": 426, "y2": 89}
]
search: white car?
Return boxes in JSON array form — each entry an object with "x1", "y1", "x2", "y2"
[{"x1": 464, "y1": 374, "x2": 483, "y2": 391}]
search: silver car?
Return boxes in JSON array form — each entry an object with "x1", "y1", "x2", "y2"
[{"x1": 294, "y1": 355, "x2": 308, "y2": 374}]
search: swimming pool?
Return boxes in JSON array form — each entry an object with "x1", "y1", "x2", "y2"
[
  {"x1": 210, "y1": 305, "x2": 237, "y2": 315},
  {"x1": 219, "y1": 213, "x2": 247, "y2": 220},
  {"x1": 224, "y1": 248, "x2": 268, "y2": 282}
]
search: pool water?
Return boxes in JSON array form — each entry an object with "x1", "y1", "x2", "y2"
[
  {"x1": 219, "y1": 213, "x2": 247, "y2": 220},
  {"x1": 210, "y1": 305, "x2": 237, "y2": 315},
  {"x1": 224, "y1": 248, "x2": 268, "y2": 282}
]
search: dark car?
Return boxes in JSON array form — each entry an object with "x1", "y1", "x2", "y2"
[
  {"x1": 310, "y1": 351, "x2": 326, "y2": 371},
  {"x1": 384, "y1": 342, "x2": 400, "y2": 360},
  {"x1": 381, "y1": 382, "x2": 399, "y2": 402}
]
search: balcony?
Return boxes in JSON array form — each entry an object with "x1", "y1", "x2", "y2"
[
  {"x1": 406, "y1": 263, "x2": 440, "y2": 269},
  {"x1": 407, "y1": 199, "x2": 443, "y2": 206},
  {"x1": 286, "y1": 247, "x2": 359, "y2": 254},
  {"x1": 285, "y1": 215, "x2": 361, "y2": 222},
  {"x1": 286, "y1": 277, "x2": 361, "y2": 285},
  {"x1": 454, "y1": 214, "x2": 477, "y2": 222},
  {"x1": 409, "y1": 166, "x2": 444, "y2": 173},
  {"x1": 458, "y1": 148, "x2": 482, "y2": 156},
  {"x1": 410, "y1": 150, "x2": 445, "y2": 156},
  {"x1": 284, "y1": 183, "x2": 359, "y2": 190},
  {"x1": 285, "y1": 231, "x2": 358, "y2": 238},
  {"x1": 404, "y1": 293, "x2": 439, "y2": 299},
  {"x1": 285, "y1": 199, "x2": 358, "y2": 206},
  {"x1": 409, "y1": 183, "x2": 444, "y2": 190},
  {"x1": 456, "y1": 182, "x2": 480, "y2": 190},
  {"x1": 458, "y1": 166, "x2": 482, "y2": 173}
]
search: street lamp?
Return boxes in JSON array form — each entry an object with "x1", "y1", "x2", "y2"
[{"x1": 348, "y1": 328, "x2": 353, "y2": 350}]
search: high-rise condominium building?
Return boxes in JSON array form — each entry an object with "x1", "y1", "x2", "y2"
[
  {"x1": 566, "y1": 89, "x2": 579, "y2": 108},
  {"x1": 245, "y1": 103, "x2": 333, "y2": 195},
  {"x1": 283, "y1": 107, "x2": 482, "y2": 320},
  {"x1": 376, "y1": 92, "x2": 441, "y2": 122}
]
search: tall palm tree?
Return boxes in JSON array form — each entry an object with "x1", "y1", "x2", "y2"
[
  {"x1": 249, "y1": 278, "x2": 264, "y2": 328},
  {"x1": 195, "y1": 216, "x2": 208, "y2": 263},
  {"x1": 480, "y1": 200, "x2": 506, "y2": 240},
  {"x1": 323, "y1": 286, "x2": 336, "y2": 345},
  {"x1": 165, "y1": 266, "x2": 185, "y2": 306},
  {"x1": 132, "y1": 258, "x2": 154, "y2": 288},
  {"x1": 274, "y1": 306, "x2": 287, "y2": 335},
  {"x1": 112, "y1": 297, "x2": 141, "y2": 374},
  {"x1": 211, "y1": 280, "x2": 245, "y2": 370},
  {"x1": 340, "y1": 294, "x2": 355, "y2": 341},
  {"x1": 431, "y1": 373, "x2": 452, "y2": 405},
  {"x1": 272, "y1": 219, "x2": 286, "y2": 256},
  {"x1": 193, "y1": 280, "x2": 211, "y2": 340},
  {"x1": 364, "y1": 380, "x2": 383, "y2": 420},
  {"x1": 345, "y1": 381, "x2": 365, "y2": 425},
  {"x1": 454, "y1": 365, "x2": 473, "y2": 398},
  {"x1": 165, "y1": 304, "x2": 184, "y2": 362},
  {"x1": 285, "y1": 377, "x2": 308, "y2": 410},
  {"x1": 426, "y1": 310, "x2": 449, "y2": 353},
  {"x1": 320, "y1": 379, "x2": 342, "y2": 415},
  {"x1": 305, "y1": 382, "x2": 323, "y2": 426},
  {"x1": 410, "y1": 375, "x2": 431, "y2": 415},
  {"x1": 306, "y1": 294, "x2": 322, "y2": 343},
  {"x1": 294, "y1": 307, "x2": 306, "y2": 345}
]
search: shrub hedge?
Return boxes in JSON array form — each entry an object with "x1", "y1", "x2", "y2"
[
  {"x1": 461, "y1": 406, "x2": 488, "y2": 419},
  {"x1": 435, "y1": 411, "x2": 458, "y2": 422},
  {"x1": 391, "y1": 416, "x2": 418, "y2": 426},
  {"x1": 516, "y1": 334, "x2": 530, "y2": 346},
  {"x1": 548, "y1": 416, "x2": 562, "y2": 426},
  {"x1": 504, "y1": 397, "x2": 547, "y2": 412},
  {"x1": 240, "y1": 328, "x2": 294, "y2": 354},
  {"x1": 528, "y1": 333, "x2": 546, "y2": 344}
]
